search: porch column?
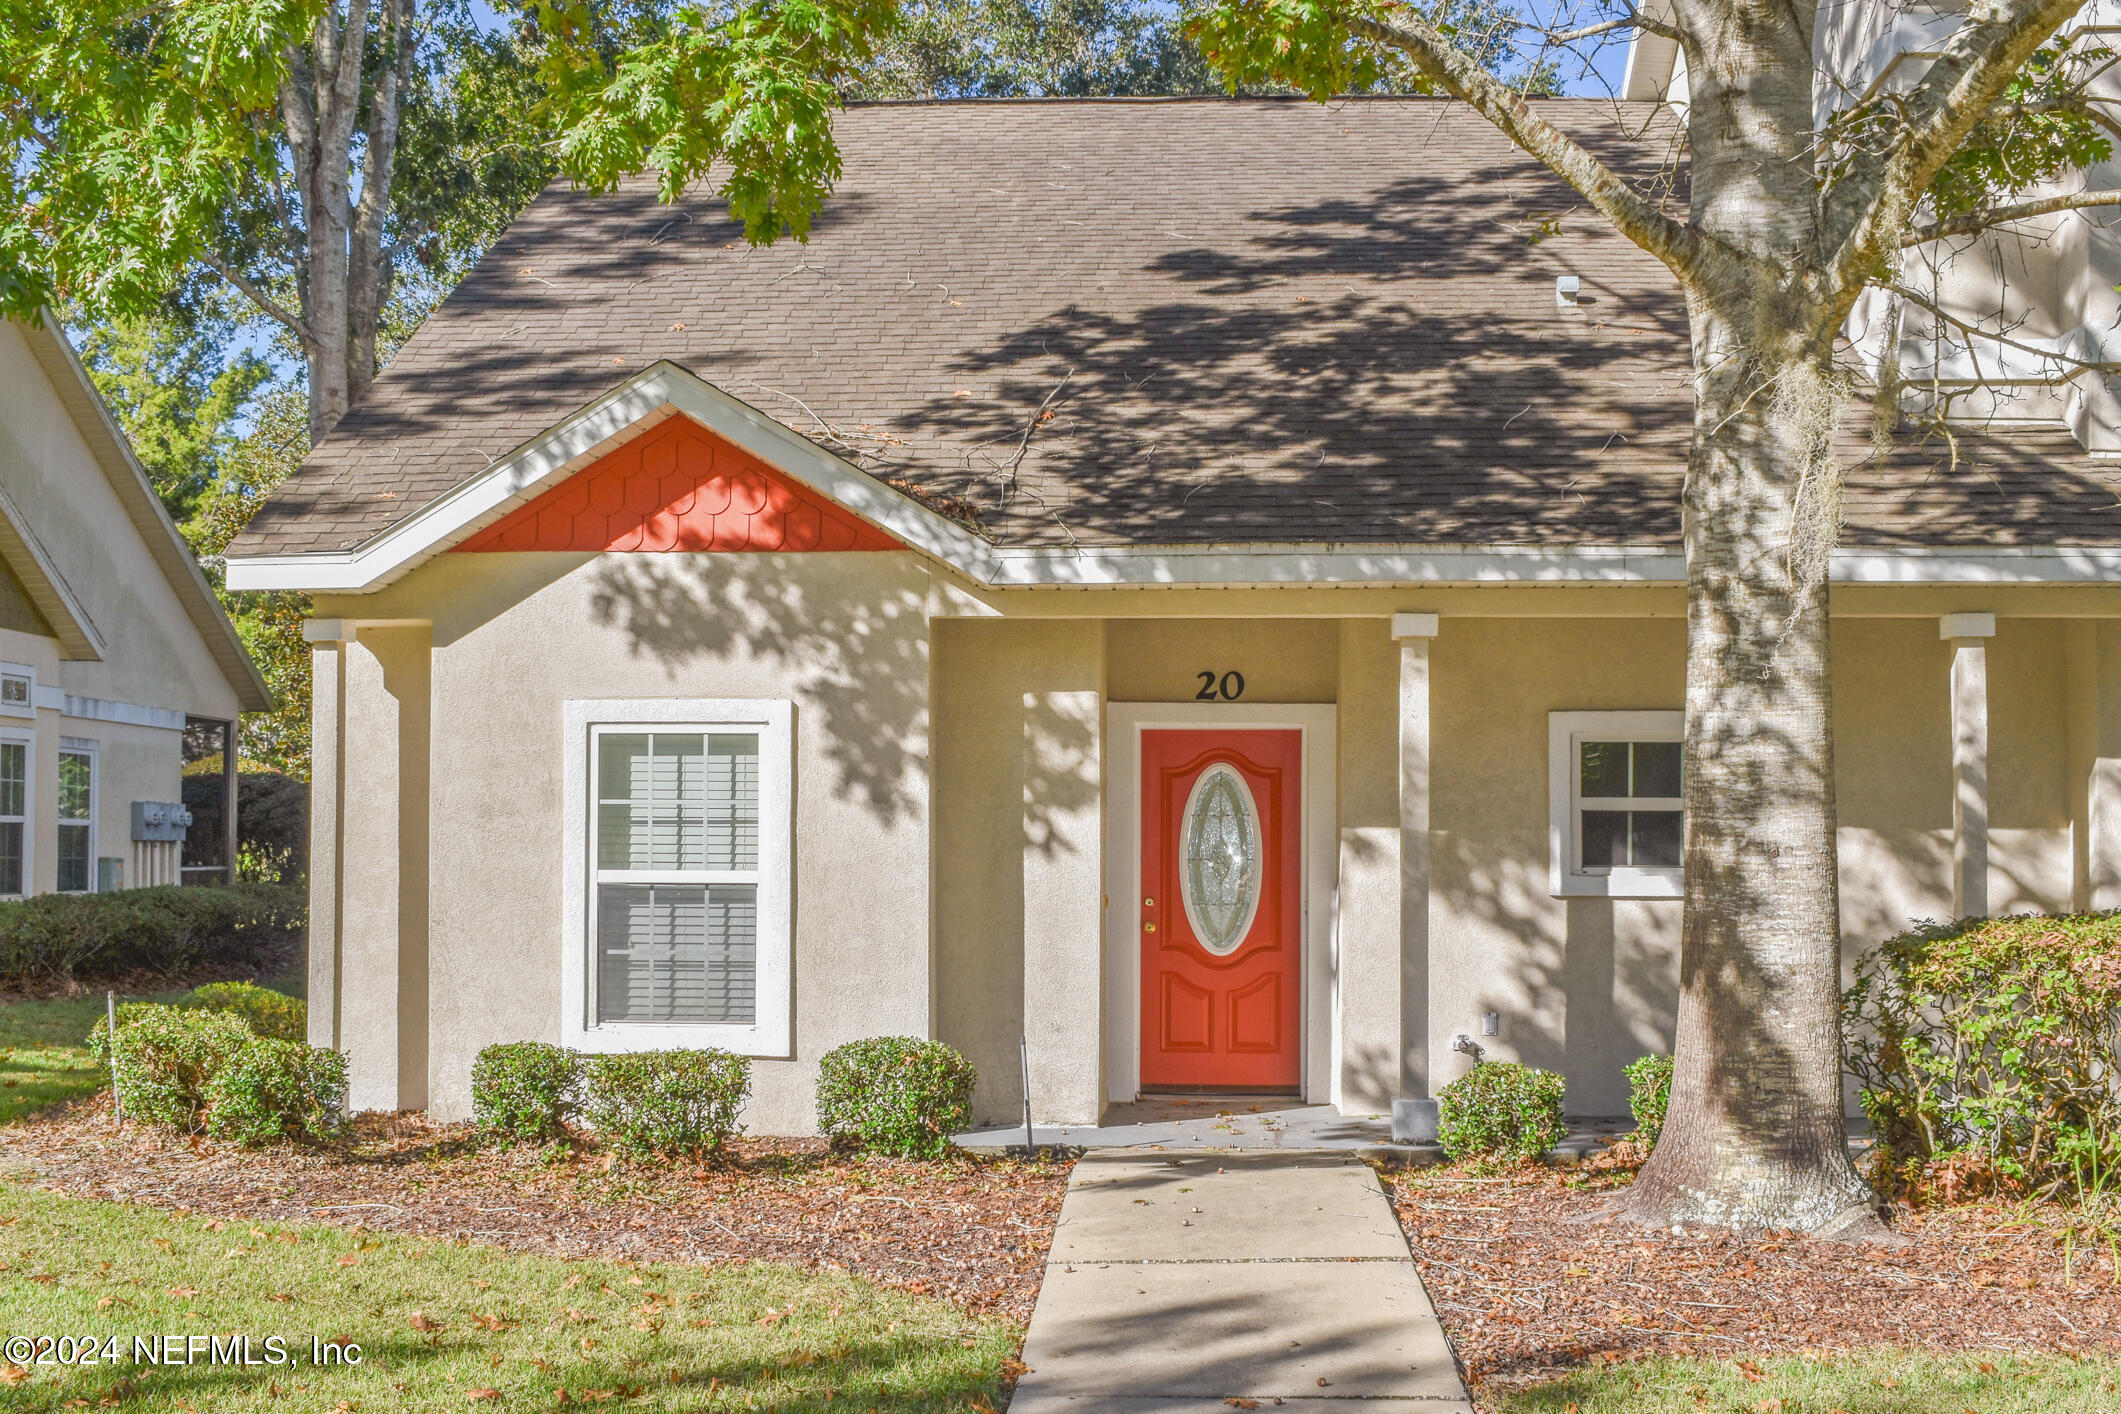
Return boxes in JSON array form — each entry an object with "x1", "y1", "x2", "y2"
[
  {"x1": 304, "y1": 627, "x2": 345, "y2": 1052},
  {"x1": 2067, "y1": 621, "x2": 2121, "y2": 911},
  {"x1": 1021, "y1": 622, "x2": 1104, "y2": 1126},
  {"x1": 1390, "y1": 612, "x2": 1438, "y2": 1143},
  {"x1": 308, "y1": 618, "x2": 432, "y2": 1113},
  {"x1": 1941, "y1": 613, "x2": 1994, "y2": 919}
]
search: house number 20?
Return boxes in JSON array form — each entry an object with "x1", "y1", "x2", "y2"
[{"x1": 1194, "y1": 670, "x2": 1246, "y2": 701}]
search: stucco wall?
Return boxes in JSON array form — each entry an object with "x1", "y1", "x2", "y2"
[
  {"x1": 1417, "y1": 616, "x2": 1687, "y2": 1116},
  {"x1": 320, "y1": 549, "x2": 937, "y2": 1132},
  {"x1": 1395, "y1": 613, "x2": 2078, "y2": 1116}
]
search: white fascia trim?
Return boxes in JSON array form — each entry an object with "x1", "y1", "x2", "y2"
[
  {"x1": 229, "y1": 533, "x2": 2121, "y2": 594},
  {"x1": 1831, "y1": 547, "x2": 2121, "y2": 584},
  {"x1": 224, "y1": 362, "x2": 1004, "y2": 593},
  {"x1": 987, "y1": 543, "x2": 1687, "y2": 587},
  {"x1": 0, "y1": 480, "x2": 104, "y2": 659}
]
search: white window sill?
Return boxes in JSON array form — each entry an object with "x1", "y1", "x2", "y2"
[
  {"x1": 563, "y1": 1021, "x2": 787, "y2": 1059},
  {"x1": 1553, "y1": 871, "x2": 1682, "y2": 900}
]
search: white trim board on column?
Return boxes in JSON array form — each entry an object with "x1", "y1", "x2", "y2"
[{"x1": 1102, "y1": 702, "x2": 1339, "y2": 1109}]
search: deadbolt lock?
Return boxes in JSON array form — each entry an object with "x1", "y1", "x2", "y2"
[{"x1": 1143, "y1": 897, "x2": 1154, "y2": 907}]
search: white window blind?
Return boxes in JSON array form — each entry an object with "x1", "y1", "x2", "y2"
[{"x1": 593, "y1": 730, "x2": 761, "y2": 1026}]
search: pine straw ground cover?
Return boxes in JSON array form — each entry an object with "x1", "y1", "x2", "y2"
[
  {"x1": 1390, "y1": 1155, "x2": 2121, "y2": 1412},
  {"x1": 2, "y1": 1099, "x2": 1069, "y2": 1323}
]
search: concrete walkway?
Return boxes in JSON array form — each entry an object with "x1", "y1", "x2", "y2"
[{"x1": 1007, "y1": 1150, "x2": 1474, "y2": 1412}]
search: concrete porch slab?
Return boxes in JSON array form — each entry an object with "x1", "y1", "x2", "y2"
[
  {"x1": 960, "y1": 1094, "x2": 1637, "y2": 1162},
  {"x1": 1053, "y1": 1151, "x2": 1408, "y2": 1261}
]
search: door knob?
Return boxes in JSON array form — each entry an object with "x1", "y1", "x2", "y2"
[{"x1": 1143, "y1": 921, "x2": 1156, "y2": 933}]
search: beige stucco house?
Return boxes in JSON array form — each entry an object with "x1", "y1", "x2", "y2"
[
  {"x1": 0, "y1": 317, "x2": 271, "y2": 895},
  {"x1": 226, "y1": 98, "x2": 2121, "y2": 1135}
]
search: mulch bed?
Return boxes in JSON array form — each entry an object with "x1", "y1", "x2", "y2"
[
  {"x1": 1389, "y1": 1150, "x2": 2121, "y2": 1395},
  {"x1": 3, "y1": 1099, "x2": 1069, "y2": 1322}
]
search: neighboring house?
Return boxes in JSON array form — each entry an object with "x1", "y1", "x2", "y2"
[
  {"x1": 228, "y1": 95, "x2": 2121, "y2": 1135},
  {"x1": 1627, "y1": 6, "x2": 2121, "y2": 446},
  {"x1": 0, "y1": 318, "x2": 272, "y2": 896}
]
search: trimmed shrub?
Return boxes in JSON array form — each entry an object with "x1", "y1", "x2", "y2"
[
  {"x1": 815, "y1": 1037, "x2": 977, "y2": 1158},
  {"x1": 583, "y1": 1050, "x2": 749, "y2": 1156},
  {"x1": 0, "y1": 883, "x2": 305, "y2": 984},
  {"x1": 1625, "y1": 1054, "x2": 1674, "y2": 1149},
  {"x1": 472, "y1": 1041, "x2": 582, "y2": 1144},
  {"x1": 86, "y1": 1004, "x2": 252, "y2": 1129},
  {"x1": 192, "y1": 981, "x2": 306, "y2": 1041},
  {"x1": 1436, "y1": 1062, "x2": 1567, "y2": 1167},
  {"x1": 1844, "y1": 912, "x2": 2121, "y2": 1197},
  {"x1": 204, "y1": 1039, "x2": 347, "y2": 1147}
]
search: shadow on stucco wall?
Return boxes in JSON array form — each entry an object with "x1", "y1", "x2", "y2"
[{"x1": 585, "y1": 554, "x2": 931, "y2": 827}]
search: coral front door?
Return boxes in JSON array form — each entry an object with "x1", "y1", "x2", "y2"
[{"x1": 1140, "y1": 729, "x2": 1303, "y2": 1091}]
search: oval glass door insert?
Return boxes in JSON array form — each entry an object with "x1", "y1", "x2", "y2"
[{"x1": 1180, "y1": 763, "x2": 1263, "y2": 955}]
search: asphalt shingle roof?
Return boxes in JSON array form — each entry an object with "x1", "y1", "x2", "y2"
[{"x1": 229, "y1": 97, "x2": 2121, "y2": 559}]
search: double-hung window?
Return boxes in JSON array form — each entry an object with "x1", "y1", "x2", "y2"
[
  {"x1": 57, "y1": 741, "x2": 94, "y2": 893},
  {"x1": 1549, "y1": 711, "x2": 1684, "y2": 898},
  {"x1": 0, "y1": 734, "x2": 27, "y2": 896},
  {"x1": 563, "y1": 700, "x2": 792, "y2": 1056}
]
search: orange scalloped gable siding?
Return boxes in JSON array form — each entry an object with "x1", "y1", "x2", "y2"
[{"x1": 454, "y1": 417, "x2": 904, "y2": 553}]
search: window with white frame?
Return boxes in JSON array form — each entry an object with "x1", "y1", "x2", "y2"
[
  {"x1": 0, "y1": 664, "x2": 32, "y2": 720},
  {"x1": 1548, "y1": 711, "x2": 1684, "y2": 898},
  {"x1": 563, "y1": 700, "x2": 792, "y2": 1056},
  {"x1": 57, "y1": 741, "x2": 94, "y2": 893},
  {"x1": 0, "y1": 734, "x2": 26, "y2": 895}
]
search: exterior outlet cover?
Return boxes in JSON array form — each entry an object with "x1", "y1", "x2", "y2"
[
  {"x1": 1555, "y1": 275, "x2": 1581, "y2": 307},
  {"x1": 1481, "y1": 1011, "x2": 1500, "y2": 1037},
  {"x1": 131, "y1": 800, "x2": 193, "y2": 843}
]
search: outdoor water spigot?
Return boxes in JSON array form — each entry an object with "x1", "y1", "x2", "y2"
[{"x1": 1452, "y1": 1033, "x2": 1485, "y2": 1062}]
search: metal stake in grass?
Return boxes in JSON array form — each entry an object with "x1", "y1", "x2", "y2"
[
  {"x1": 106, "y1": 990, "x2": 121, "y2": 1127},
  {"x1": 1020, "y1": 1034, "x2": 1035, "y2": 1156}
]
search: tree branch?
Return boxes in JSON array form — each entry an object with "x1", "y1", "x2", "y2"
[
  {"x1": 1884, "y1": 278, "x2": 2121, "y2": 374},
  {"x1": 200, "y1": 250, "x2": 317, "y2": 349},
  {"x1": 1345, "y1": 6, "x2": 1727, "y2": 280},
  {"x1": 1823, "y1": 0, "x2": 2094, "y2": 296},
  {"x1": 1538, "y1": 11, "x2": 1681, "y2": 45},
  {"x1": 1906, "y1": 188, "x2": 2121, "y2": 244}
]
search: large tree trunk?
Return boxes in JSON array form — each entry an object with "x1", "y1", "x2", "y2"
[
  {"x1": 1619, "y1": 318, "x2": 1879, "y2": 1235},
  {"x1": 280, "y1": 0, "x2": 375, "y2": 444},
  {"x1": 1615, "y1": 0, "x2": 1881, "y2": 1235},
  {"x1": 348, "y1": 0, "x2": 414, "y2": 407}
]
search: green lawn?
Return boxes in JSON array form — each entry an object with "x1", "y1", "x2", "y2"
[
  {"x1": 0, "y1": 1181, "x2": 1021, "y2": 1412},
  {"x1": 0, "y1": 976, "x2": 302, "y2": 1125},
  {"x1": 1492, "y1": 1350, "x2": 2121, "y2": 1413}
]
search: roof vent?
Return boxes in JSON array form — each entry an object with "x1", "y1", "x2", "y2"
[{"x1": 1555, "y1": 275, "x2": 1581, "y2": 308}]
